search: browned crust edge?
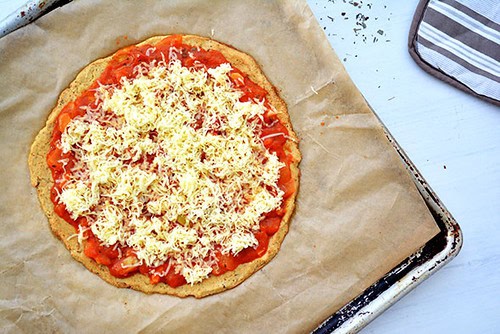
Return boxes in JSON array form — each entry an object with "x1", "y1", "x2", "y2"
[{"x1": 28, "y1": 34, "x2": 301, "y2": 298}]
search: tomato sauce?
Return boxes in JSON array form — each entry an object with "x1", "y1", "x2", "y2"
[{"x1": 47, "y1": 35, "x2": 295, "y2": 286}]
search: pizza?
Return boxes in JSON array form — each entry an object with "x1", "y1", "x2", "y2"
[{"x1": 29, "y1": 34, "x2": 301, "y2": 298}]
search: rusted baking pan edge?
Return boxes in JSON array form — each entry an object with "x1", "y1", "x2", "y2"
[
  {"x1": 0, "y1": 0, "x2": 72, "y2": 38},
  {"x1": 313, "y1": 111, "x2": 463, "y2": 334}
]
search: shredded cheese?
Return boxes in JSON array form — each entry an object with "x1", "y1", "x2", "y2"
[{"x1": 58, "y1": 54, "x2": 284, "y2": 284}]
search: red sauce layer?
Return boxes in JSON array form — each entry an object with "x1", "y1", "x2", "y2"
[{"x1": 47, "y1": 35, "x2": 296, "y2": 287}]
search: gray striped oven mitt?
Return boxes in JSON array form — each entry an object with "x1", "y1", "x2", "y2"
[{"x1": 409, "y1": 0, "x2": 500, "y2": 105}]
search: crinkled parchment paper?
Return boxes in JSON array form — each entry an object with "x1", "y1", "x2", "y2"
[{"x1": 0, "y1": 0, "x2": 439, "y2": 332}]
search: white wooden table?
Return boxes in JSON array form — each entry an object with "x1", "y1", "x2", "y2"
[{"x1": 1, "y1": 1, "x2": 498, "y2": 333}]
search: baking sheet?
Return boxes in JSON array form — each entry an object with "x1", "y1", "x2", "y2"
[
  {"x1": 0, "y1": 0, "x2": 439, "y2": 332},
  {"x1": 314, "y1": 123, "x2": 463, "y2": 333}
]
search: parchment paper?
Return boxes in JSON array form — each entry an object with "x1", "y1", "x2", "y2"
[{"x1": 0, "y1": 0, "x2": 440, "y2": 332}]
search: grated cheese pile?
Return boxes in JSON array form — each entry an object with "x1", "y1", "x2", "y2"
[{"x1": 57, "y1": 52, "x2": 285, "y2": 284}]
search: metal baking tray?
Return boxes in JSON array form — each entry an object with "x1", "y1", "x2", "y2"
[
  {"x1": 0, "y1": 0, "x2": 70, "y2": 38},
  {"x1": 313, "y1": 110, "x2": 463, "y2": 333},
  {"x1": 1, "y1": 3, "x2": 462, "y2": 331}
]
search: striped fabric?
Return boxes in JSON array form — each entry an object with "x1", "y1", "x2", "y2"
[{"x1": 414, "y1": 0, "x2": 500, "y2": 102}]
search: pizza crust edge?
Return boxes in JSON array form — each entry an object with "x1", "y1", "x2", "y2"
[{"x1": 28, "y1": 35, "x2": 301, "y2": 298}]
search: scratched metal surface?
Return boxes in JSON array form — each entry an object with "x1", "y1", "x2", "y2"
[
  {"x1": 312, "y1": 115, "x2": 463, "y2": 333},
  {"x1": 0, "y1": 0, "x2": 70, "y2": 38}
]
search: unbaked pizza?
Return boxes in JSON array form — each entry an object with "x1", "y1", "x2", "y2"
[{"x1": 29, "y1": 34, "x2": 300, "y2": 297}]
